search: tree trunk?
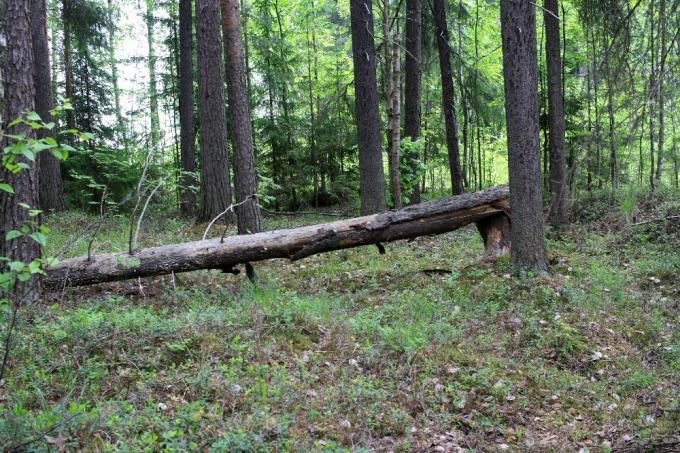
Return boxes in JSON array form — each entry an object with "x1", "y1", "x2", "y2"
[
  {"x1": 0, "y1": 0, "x2": 41, "y2": 303},
  {"x1": 432, "y1": 0, "x2": 463, "y2": 195},
  {"x1": 45, "y1": 186, "x2": 511, "y2": 288},
  {"x1": 648, "y1": 0, "x2": 655, "y2": 190},
  {"x1": 476, "y1": 214, "x2": 511, "y2": 260},
  {"x1": 604, "y1": 41, "x2": 618, "y2": 189},
  {"x1": 196, "y1": 0, "x2": 233, "y2": 221},
  {"x1": 403, "y1": 0, "x2": 422, "y2": 204},
  {"x1": 146, "y1": 0, "x2": 161, "y2": 155},
  {"x1": 305, "y1": 8, "x2": 319, "y2": 207},
  {"x1": 221, "y1": 0, "x2": 262, "y2": 234},
  {"x1": 654, "y1": 0, "x2": 666, "y2": 183},
  {"x1": 499, "y1": 0, "x2": 548, "y2": 272},
  {"x1": 179, "y1": 0, "x2": 198, "y2": 217},
  {"x1": 350, "y1": 0, "x2": 387, "y2": 214},
  {"x1": 31, "y1": 0, "x2": 65, "y2": 212},
  {"x1": 62, "y1": 0, "x2": 75, "y2": 131},
  {"x1": 383, "y1": 0, "x2": 402, "y2": 208},
  {"x1": 107, "y1": 0, "x2": 128, "y2": 155},
  {"x1": 543, "y1": 0, "x2": 568, "y2": 226}
]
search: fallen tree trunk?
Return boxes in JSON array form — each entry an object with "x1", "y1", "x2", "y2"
[{"x1": 45, "y1": 186, "x2": 510, "y2": 288}]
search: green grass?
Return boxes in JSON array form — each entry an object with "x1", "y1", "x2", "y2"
[{"x1": 1, "y1": 195, "x2": 679, "y2": 451}]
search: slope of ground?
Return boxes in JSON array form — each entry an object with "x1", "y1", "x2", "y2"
[{"x1": 1, "y1": 192, "x2": 678, "y2": 452}]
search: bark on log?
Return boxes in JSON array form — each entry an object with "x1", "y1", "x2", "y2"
[{"x1": 45, "y1": 186, "x2": 511, "y2": 288}]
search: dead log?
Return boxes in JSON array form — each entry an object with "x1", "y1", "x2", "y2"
[{"x1": 45, "y1": 186, "x2": 511, "y2": 288}]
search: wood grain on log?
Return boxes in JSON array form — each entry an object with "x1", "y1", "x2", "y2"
[{"x1": 45, "y1": 186, "x2": 510, "y2": 288}]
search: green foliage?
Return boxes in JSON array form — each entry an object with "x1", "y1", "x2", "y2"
[
  {"x1": 399, "y1": 138, "x2": 425, "y2": 197},
  {"x1": 0, "y1": 109, "x2": 83, "y2": 294}
]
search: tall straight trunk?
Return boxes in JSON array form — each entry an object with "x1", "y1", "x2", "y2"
[
  {"x1": 170, "y1": 22, "x2": 182, "y2": 211},
  {"x1": 179, "y1": 0, "x2": 198, "y2": 216},
  {"x1": 1, "y1": 0, "x2": 42, "y2": 303},
  {"x1": 146, "y1": 0, "x2": 161, "y2": 154},
  {"x1": 591, "y1": 30, "x2": 601, "y2": 189},
  {"x1": 672, "y1": 114, "x2": 678, "y2": 189},
  {"x1": 654, "y1": 0, "x2": 666, "y2": 183},
  {"x1": 350, "y1": 0, "x2": 387, "y2": 214},
  {"x1": 305, "y1": 12, "x2": 319, "y2": 207},
  {"x1": 62, "y1": 0, "x2": 75, "y2": 131},
  {"x1": 383, "y1": 0, "x2": 402, "y2": 208},
  {"x1": 272, "y1": 0, "x2": 298, "y2": 208},
  {"x1": 605, "y1": 49, "x2": 618, "y2": 189},
  {"x1": 432, "y1": 0, "x2": 463, "y2": 195},
  {"x1": 457, "y1": 2, "x2": 469, "y2": 189},
  {"x1": 499, "y1": 0, "x2": 548, "y2": 272},
  {"x1": 107, "y1": 0, "x2": 127, "y2": 153},
  {"x1": 403, "y1": 0, "x2": 422, "y2": 203},
  {"x1": 196, "y1": 0, "x2": 232, "y2": 221},
  {"x1": 543, "y1": 0, "x2": 568, "y2": 225},
  {"x1": 31, "y1": 0, "x2": 65, "y2": 212},
  {"x1": 586, "y1": 48, "x2": 593, "y2": 190},
  {"x1": 648, "y1": 0, "x2": 655, "y2": 190},
  {"x1": 221, "y1": 0, "x2": 262, "y2": 234},
  {"x1": 474, "y1": 0, "x2": 482, "y2": 190}
]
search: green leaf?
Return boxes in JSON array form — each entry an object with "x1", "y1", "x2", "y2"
[
  {"x1": 8, "y1": 118, "x2": 23, "y2": 127},
  {"x1": 0, "y1": 183, "x2": 14, "y2": 194},
  {"x1": 5, "y1": 230, "x2": 23, "y2": 240},
  {"x1": 22, "y1": 148, "x2": 36, "y2": 161},
  {"x1": 17, "y1": 272, "x2": 32, "y2": 282},
  {"x1": 8, "y1": 261, "x2": 25, "y2": 272},
  {"x1": 25, "y1": 111, "x2": 41, "y2": 121},
  {"x1": 29, "y1": 209, "x2": 42, "y2": 217},
  {"x1": 32, "y1": 142, "x2": 57, "y2": 152},
  {"x1": 28, "y1": 260, "x2": 43, "y2": 273},
  {"x1": 29, "y1": 232, "x2": 47, "y2": 246}
]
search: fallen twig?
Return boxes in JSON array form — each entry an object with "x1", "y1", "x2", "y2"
[{"x1": 630, "y1": 215, "x2": 680, "y2": 226}]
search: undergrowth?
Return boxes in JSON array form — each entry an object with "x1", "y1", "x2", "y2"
[{"x1": 0, "y1": 194, "x2": 678, "y2": 452}]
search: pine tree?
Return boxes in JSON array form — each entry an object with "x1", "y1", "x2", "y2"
[
  {"x1": 31, "y1": 0, "x2": 65, "y2": 212},
  {"x1": 178, "y1": 0, "x2": 198, "y2": 216},
  {"x1": 196, "y1": 0, "x2": 233, "y2": 221},
  {"x1": 349, "y1": 0, "x2": 386, "y2": 214},
  {"x1": 0, "y1": 0, "x2": 42, "y2": 303},
  {"x1": 221, "y1": 0, "x2": 261, "y2": 233},
  {"x1": 500, "y1": 0, "x2": 548, "y2": 272}
]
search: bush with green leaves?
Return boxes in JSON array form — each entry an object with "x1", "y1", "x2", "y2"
[{"x1": 1, "y1": 107, "x2": 86, "y2": 292}]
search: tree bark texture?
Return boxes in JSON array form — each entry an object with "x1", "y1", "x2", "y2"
[
  {"x1": 383, "y1": 0, "x2": 402, "y2": 208},
  {"x1": 196, "y1": 0, "x2": 233, "y2": 221},
  {"x1": 403, "y1": 0, "x2": 422, "y2": 204},
  {"x1": 499, "y1": 0, "x2": 548, "y2": 272},
  {"x1": 62, "y1": 0, "x2": 75, "y2": 131},
  {"x1": 179, "y1": 0, "x2": 198, "y2": 217},
  {"x1": 146, "y1": 0, "x2": 161, "y2": 154},
  {"x1": 476, "y1": 214, "x2": 511, "y2": 260},
  {"x1": 432, "y1": 0, "x2": 463, "y2": 196},
  {"x1": 0, "y1": 0, "x2": 41, "y2": 303},
  {"x1": 221, "y1": 0, "x2": 262, "y2": 234},
  {"x1": 350, "y1": 0, "x2": 387, "y2": 215},
  {"x1": 543, "y1": 0, "x2": 568, "y2": 226},
  {"x1": 45, "y1": 186, "x2": 510, "y2": 288},
  {"x1": 654, "y1": 0, "x2": 666, "y2": 183},
  {"x1": 31, "y1": 0, "x2": 65, "y2": 212}
]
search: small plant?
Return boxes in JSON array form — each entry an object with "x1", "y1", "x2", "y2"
[
  {"x1": 1, "y1": 106, "x2": 86, "y2": 381},
  {"x1": 617, "y1": 186, "x2": 639, "y2": 224},
  {"x1": 399, "y1": 138, "x2": 425, "y2": 197}
]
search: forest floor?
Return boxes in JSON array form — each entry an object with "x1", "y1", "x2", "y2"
[{"x1": 1, "y1": 191, "x2": 679, "y2": 452}]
